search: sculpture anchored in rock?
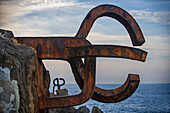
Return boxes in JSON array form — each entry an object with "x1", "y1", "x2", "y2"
[
  {"x1": 53, "y1": 78, "x2": 65, "y2": 91},
  {"x1": 51, "y1": 78, "x2": 68, "y2": 96},
  {"x1": 15, "y1": 4, "x2": 147, "y2": 110}
]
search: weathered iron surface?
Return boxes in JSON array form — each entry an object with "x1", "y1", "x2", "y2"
[
  {"x1": 39, "y1": 57, "x2": 96, "y2": 109},
  {"x1": 75, "y1": 4, "x2": 145, "y2": 46},
  {"x1": 71, "y1": 60, "x2": 141, "y2": 102},
  {"x1": 69, "y1": 4, "x2": 147, "y2": 103},
  {"x1": 93, "y1": 74, "x2": 140, "y2": 103},
  {"x1": 68, "y1": 45, "x2": 147, "y2": 62},
  {"x1": 69, "y1": 52, "x2": 144, "y2": 103},
  {"x1": 14, "y1": 4, "x2": 147, "y2": 110},
  {"x1": 16, "y1": 37, "x2": 91, "y2": 59}
]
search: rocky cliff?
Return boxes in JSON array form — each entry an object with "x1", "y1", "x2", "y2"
[{"x1": 0, "y1": 29, "x2": 50, "y2": 113}]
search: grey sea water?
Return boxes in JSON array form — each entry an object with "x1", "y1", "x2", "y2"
[{"x1": 50, "y1": 84, "x2": 170, "y2": 113}]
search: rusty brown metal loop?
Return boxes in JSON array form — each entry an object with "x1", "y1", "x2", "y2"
[
  {"x1": 69, "y1": 45, "x2": 146, "y2": 103},
  {"x1": 92, "y1": 74, "x2": 140, "y2": 103},
  {"x1": 70, "y1": 4, "x2": 147, "y2": 103},
  {"x1": 75, "y1": 4, "x2": 145, "y2": 46}
]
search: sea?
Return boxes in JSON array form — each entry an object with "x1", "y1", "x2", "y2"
[{"x1": 49, "y1": 84, "x2": 170, "y2": 113}]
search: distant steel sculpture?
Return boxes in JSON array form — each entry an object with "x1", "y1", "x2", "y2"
[
  {"x1": 15, "y1": 4, "x2": 147, "y2": 110},
  {"x1": 53, "y1": 78, "x2": 65, "y2": 92}
]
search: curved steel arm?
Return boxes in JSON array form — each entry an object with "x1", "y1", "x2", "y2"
[
  {"x1": 69, "y1": 58, "x2": 140, "y2": 103},
  {"x1": 39, "y1": 57, "x2": 96, "y2": 109},
  {"x1": 92, "y1": 74, "x2": 140, "y2": 103},
  {"x1": 71, "y1": 4, "x2": 147, "y2": 103},
  {"x1": 69, "y1": 45, "x2": 146, "y2": 103},
  {"x1": 68, "y1": 45, "x2": 147, "y2": 62},
  {"x1": 75, "y1": 4, "x2": 145, "y2": 46}
]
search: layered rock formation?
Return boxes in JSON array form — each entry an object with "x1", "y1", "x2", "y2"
[{"x1": 0, "y1": 29, "x2": 50, "y2": 113}]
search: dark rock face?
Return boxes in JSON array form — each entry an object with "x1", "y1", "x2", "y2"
[
  {"x1": 75, "y1": 106, "x2": 90, "y2": 113},
  {"x1": 92, "y1": 106, "x2": 103, "y2": 113},
  {"x1": 49, "y1": 89, "x2": 76, "y2": 113},
  {"x1": 0, "y1": 29, "x2": 50, "y2": 113},
  {"x1": 55, "y1": 89, "x2": 68, "y2": 96},
  {"x1": 48, "y1": 107, "x2": 76, "y2": 113},
  {"x1": 0, "y1": 67, "x2": 19, "y2": 112}
]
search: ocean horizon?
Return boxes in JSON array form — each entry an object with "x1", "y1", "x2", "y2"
[{"x1": 49, "y1": 83, "x2": 170, "y2": 113}]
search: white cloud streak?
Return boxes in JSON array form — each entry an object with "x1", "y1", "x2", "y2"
[
  {"x1": 0, "y1": 0, "x2": 92, "y2": 23},
  {"x1": 87, "y1": 32, "x2": 132, "y2": 46},
  {"x1": 129, "y1": 10, "x2": 170, "y2": 25}
]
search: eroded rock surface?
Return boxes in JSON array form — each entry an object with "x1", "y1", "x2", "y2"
[
  {"x1": 75, "y1": 106, "x2": 90, "y2": 113},
  {"x1": 92, "y1": 106, "x2": 103, "y2": 113},
  {"x1": 0, "y1": 29, "x2": 50, "y2": 113},
  {"x1": 0, "y1": 67, "x2": 19, "y2": 113}
]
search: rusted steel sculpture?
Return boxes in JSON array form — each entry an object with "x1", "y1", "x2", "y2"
[
  {"x1": 53, "y1": 78, "x2": 65, "y2": 92},
  {"x1": 15, "y1": 4, "x2": 147, "y2": 110}
]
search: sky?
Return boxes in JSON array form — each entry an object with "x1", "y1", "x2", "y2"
[{"x1": 0, "y1": 0, "x2": 170, "y2": 84}]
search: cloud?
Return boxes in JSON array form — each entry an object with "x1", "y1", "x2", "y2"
[
  {"x1": 129, "y1": 10, "x2": 170, "y2": 25},
  {"x1": 87, "y1": 32, "x2": 132, "y2": 46},
  {"x1": 0, "y1": 0, "x2": 93, "y2": 23},
  {"x1": 18, "y1": 0, "x2": 93, "y2": 11},
  {"x1": 0, "y1": 0, "x2": 95, "y2": 37}
]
